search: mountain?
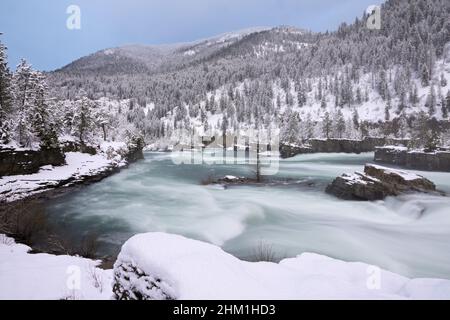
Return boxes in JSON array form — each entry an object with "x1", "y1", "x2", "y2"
[
  {"x1": 45, "y1": 0, "x2": 450, "y2": 148},
  {"x1": 54, "y1": 27, "x2": 273, "y2": 76}
]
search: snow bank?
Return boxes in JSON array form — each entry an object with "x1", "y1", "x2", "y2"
[
  {"x1": 0, "y1": 152, "x2": 115, "y2": 202},
  {"x1": 113, "y1": 233, "x2": 450, "y2": 300},
  {"x1": 0, "y1": 234, "x2": 112, "y2": 300}
]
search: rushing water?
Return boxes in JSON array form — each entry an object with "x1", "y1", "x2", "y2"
[{"x1": 45, "y1": 151, "x2": 450, "y2": 279}]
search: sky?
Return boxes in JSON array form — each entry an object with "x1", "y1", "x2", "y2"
[{"x1": 0, "y1": 0, "x2": 385, "y2": 71}]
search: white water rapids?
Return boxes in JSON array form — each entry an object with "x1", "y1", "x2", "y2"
[{"x1": 45, "y1": 151, "x2": 450, "y2": 279}]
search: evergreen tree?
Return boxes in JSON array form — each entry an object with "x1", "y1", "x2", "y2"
[
  {"x1": 280, "y1": 111, "x2": 301, "y2": 145},
  {"x1": 12, "y1": 59, "x2": 35, "y2": 147},
  {"x1": 352, "y1": 109, "x2": 360, "y2": 130},
  {"x1": 320, "y1": 95, "x2": 327, "y2": 109},
  {"x1": 322, "y1": 111, "x2": 332, "y2": 139},
  {"x1": 30, "y1": 72, "x2": 58, "y2": 149},
  {"x1": 0, "y1": 38, "x2": 13, "y2": 144},
  {"x1": 421, "y1": 64, "x2": 430, "y2": 87},
  {"x1": 446, "y1": 90, "x2": 450, "y2": 111},
  {"x1": 335, "y1": 110, "x2": 346, "y2": 139},
  {"x1": 95, "y1": 106, "x2": 111, "y2": 141},
  {"x1": 72, "y1": 97, "x2": 95, "y2": 144},
  {"x1": 425, "y1": 85, "x2": 436, "y2": 115}
]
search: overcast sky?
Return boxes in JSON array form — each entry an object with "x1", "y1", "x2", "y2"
[{"x1": 0, "y1": 0, "x2": 384, "y2": 71}]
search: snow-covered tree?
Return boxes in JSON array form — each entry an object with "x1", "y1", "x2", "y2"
[
  {"x1": 335, "y1": 110, "x2": 346, "y2": 139},
  {"x1": 0, "y1": 38, "x2": 13, "y2": 144},
  {"x1": 322, "y1": 111, "x2": 332, "y2": 139},
  {"x1": 12, "y1": 59, "x2": 36, "y2": 147},
  {"x1": 280, "y1": 111, "x2": 301, "y2": 145},
  {"x1": 421, "y1": 64, "x2": 430, "y2": 87},
  {"x1": 72, "y1": 97, "x2": 95, "y2": 144}
]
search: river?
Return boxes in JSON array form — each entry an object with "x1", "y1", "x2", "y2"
[{"x1": 45, "y1": 151, "x2": 450, "y2": 279}]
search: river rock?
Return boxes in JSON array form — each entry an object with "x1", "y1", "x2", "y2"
[{"x1": 326, "y1": 164, "x2": 437, "y2": 201}]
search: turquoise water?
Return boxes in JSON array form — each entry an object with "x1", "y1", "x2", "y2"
[{"x1": 45, "y1": 151, "x2": 450, "y2": 279}]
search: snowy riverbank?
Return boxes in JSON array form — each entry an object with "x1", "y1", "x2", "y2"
[
  {"x1": 0, "y1": 152, "x2": 125, "y2": 203},
  {"x1": 2, "y1": 232, "x2": 450, "y2": 300}
]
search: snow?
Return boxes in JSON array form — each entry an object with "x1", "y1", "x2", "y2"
[
  {"x1": 114, "y1": 232, "x2": 450, "y2": 300},
  {"x1": 0, "y1": 152, "x2": 115, "y2": 202},
  {"x1": 342, "y1": 173, "x2": 370, "y2": 185},
  {"x1": 103, "y1": 49, "x2": 115, "y2": 55},
  {"x1": 183, "y1": 50, "x2": 196, "y2": 56},
  {"x1": 367, "y1": 164, "x2": 426, "y2": 181},
  {"x1": 3, "y1": 231, "x2": 450, "y2": 300},
  {"x1": 377, "y1": 145, "x2": 408, "y2": 152},
  {"x1": 0, "y1": 235, "x2": 112, "y2": 300}
]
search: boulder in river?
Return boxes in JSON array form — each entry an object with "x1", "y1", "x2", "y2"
[{"x1": 326, "y1": 164, "x2": 437, "y2": 201}]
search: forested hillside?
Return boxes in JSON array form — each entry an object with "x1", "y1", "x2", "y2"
[{"x1": 1, "y1": 0, "x2": 450, "y2": 151}]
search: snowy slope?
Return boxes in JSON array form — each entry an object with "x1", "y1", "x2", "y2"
[{"x1": 0, "y1": 235, "x2": 112, "y2": 300}]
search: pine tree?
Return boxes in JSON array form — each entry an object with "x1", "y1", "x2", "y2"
[
  {"x1": 322, "y1": 111, "x2": 332, "y2": 139},
  {"x1": 297, "y1": 87, "x2": 306, "y2": 107},
  {"x1": 30, "y1": 72, "x2": 58, "y2": 149},
  {"x1": 0, "y1": 38, "x2": 13, "y2": 144},
  {"x1": 359, "y1": 121, "x2": 369, "y2": 140},
  {"x1": 425, "y1": 85, "x2": 436, "y2": 115},
  {"x1": 335, "y1": 110, "x2": 346, "y2": 139},
  {"x1": 304, "y1": 113, "x2": 313, "y2": 139},
  {"x1": 12, "y1": 59, "x2": 35, "y2": 147},
  {"x1": 356, "y1": 87, "x2": 362, "y2": 105},
  {"x1": 280, "y1": 111, "x2": 301, "y2": 145},
  {"x1": 410, "y1": 84, "x2": 419, "y2": 106},
  {"x1": 72, "y1": 97, "x2": 95, "y2": 144},
  {"x1": 446, "y1": 90, "x2": 450, "y2": 111},
  {"x1": 385, "y1": 95, "x2": 391, "y2": 121},
  {"x1": 385, "y1": 105, "x2": 391, "y2": 121},
  {"x1": 317, "y1": 78, "x2": 323, "y2": 101},
  {"x1": 95, "y1": 106, "x2": 111, "y2": 141},
  {"x1": 421, "y1": 64, "x2": 430, "y2": 87},
  {"x1": 352, "y1": 109, "x2": 360, "y2": 130}
]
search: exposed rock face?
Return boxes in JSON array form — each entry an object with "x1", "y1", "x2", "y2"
[
  {"x1": 280, "y1": 137, "x2": 409, "y2": 159},
  {"x1": 0, "y1": 148, "x2": 66, "y2": 177},
  {"x1": 375, "y1": 146, "x2": 450, "y2": 172},
  {"x1": 326, "y1": 164, "x2": 437, "y2": 201},
  {"x1": 279, "y1": 144, "x2": 313, "y2": 159},
  {"x1": 61, "y1": 141, "x2": 97, "y2": 155},
  {"x1": 113, "y1": 262, "x2": 175, "y2": 300},
  {"x1": 125, "y1": 138, "x2": 145, "y2": 162}
]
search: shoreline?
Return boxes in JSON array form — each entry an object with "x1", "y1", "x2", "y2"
[{"x1": 0, "y1": 153, "x2": 144, "y2": 266}]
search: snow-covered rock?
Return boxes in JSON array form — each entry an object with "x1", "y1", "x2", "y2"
[
  {"x1": 112, "y1": 232, "x2": 450, "y2": 300},
  {"x1": 0, "y1": 234, "x2": 112, "y2": 300},
  {"x1": 326, "y1": 164, "x2": 437, "y2": 201}
]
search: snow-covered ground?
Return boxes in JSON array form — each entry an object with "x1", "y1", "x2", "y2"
[
  {"x1": 0, "y1": 151, "x2": 124, "y2": 203},
  {"x1": 114, "y1": 233, "x2": 450, "y2": 300},
  {"x1": 0, "y1": 234, "x2": 112, "y2": 300},
  {"x1": 3, "y1": 232, "x2": 450, "y2": 300}
]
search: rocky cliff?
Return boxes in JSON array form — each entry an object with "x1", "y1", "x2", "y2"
[
  {"x1": 0, "y1": 148, "x2": 66, "y2": 177},
  {"x1": 375, "y1": 147, "x2": 450, "y2": 172},
  {"x1": 280, "y1": 137, "x2": 409, "y2": 159}
]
